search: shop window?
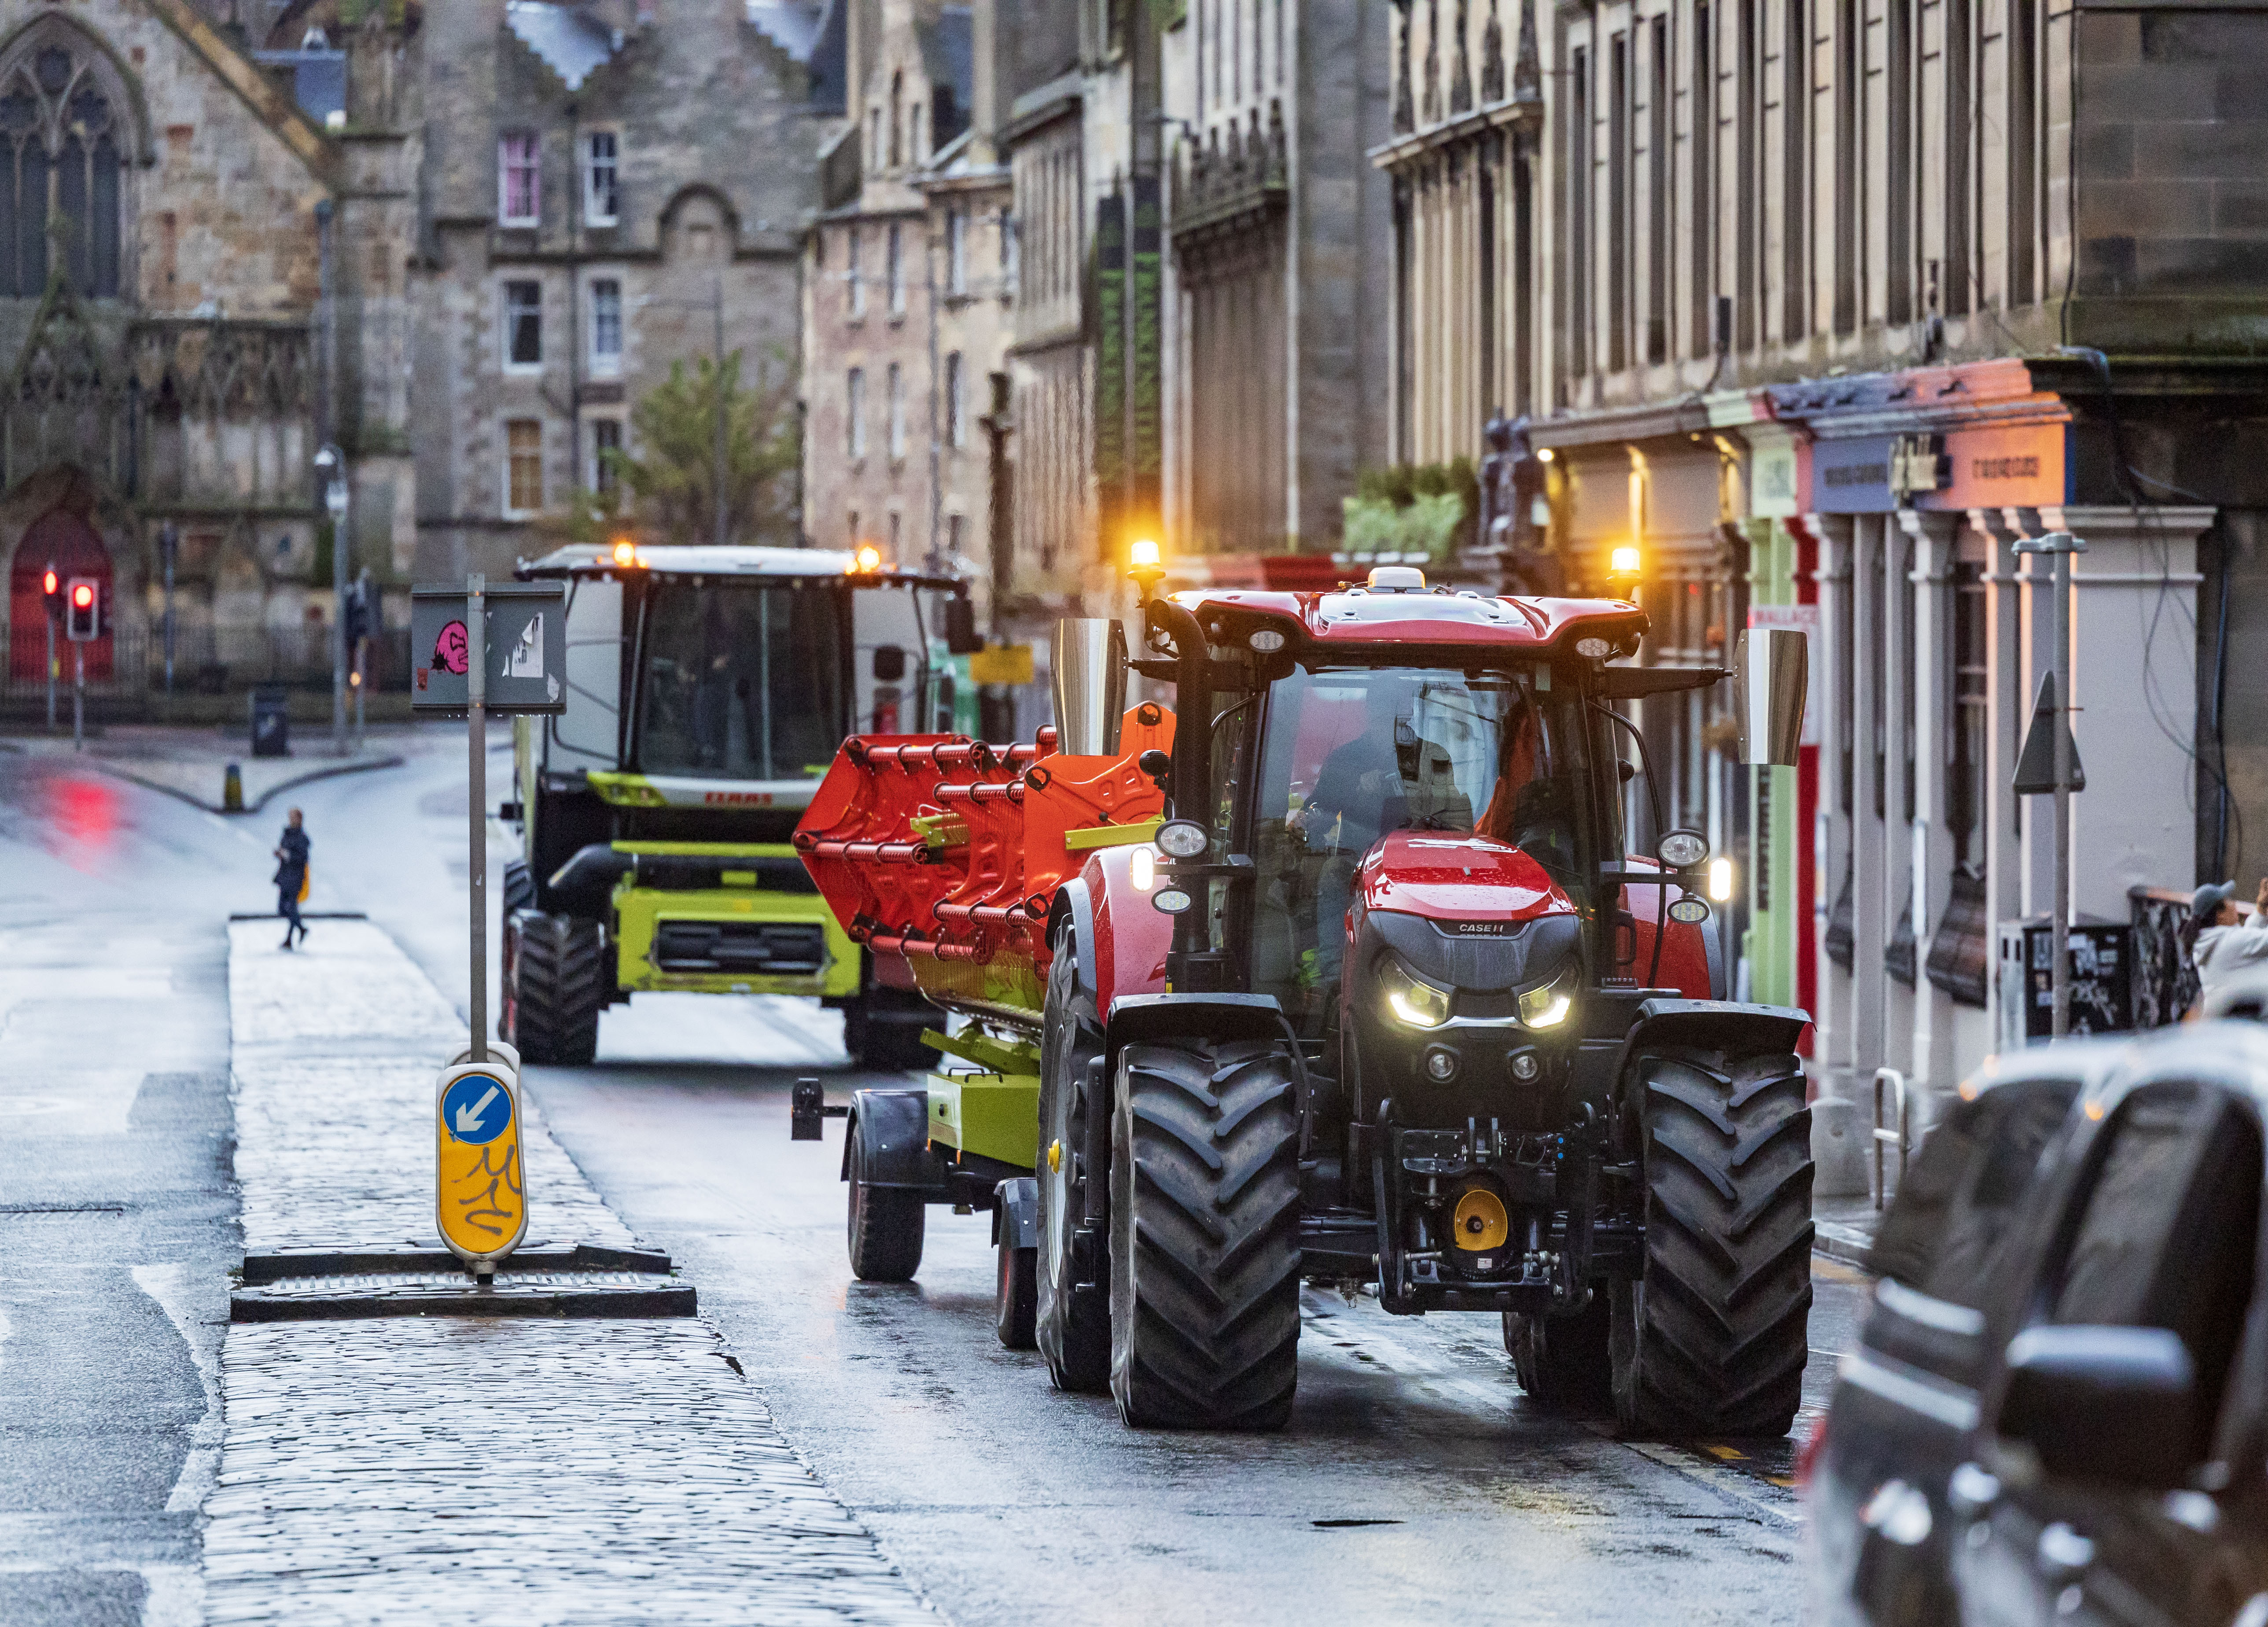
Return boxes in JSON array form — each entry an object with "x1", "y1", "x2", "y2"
[{"x1": 1948, "y1": 562, "x2": 1987, "y2": 865}]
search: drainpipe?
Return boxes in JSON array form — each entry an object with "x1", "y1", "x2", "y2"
[{"x1": 567, "y1": 102, "x2": 583, "y2": 493}]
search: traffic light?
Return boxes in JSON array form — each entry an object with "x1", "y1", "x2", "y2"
[
  {"x1": 342, "y1": 579, "x2": 373, "y2": 645},
  {"x1": 64, "y1": 577, "x2": 99, "y2": 643},
  {"x1": 40, "y1": 562, "x2": 59, "y2": 620}
]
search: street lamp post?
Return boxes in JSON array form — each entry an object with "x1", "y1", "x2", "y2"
[{"x1": 316, "y1": 444, "x2": 349, "y2": 756}]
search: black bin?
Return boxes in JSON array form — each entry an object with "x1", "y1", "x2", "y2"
[{"x1": 249, "y1": 685, "x2": 291, "y2": 759}]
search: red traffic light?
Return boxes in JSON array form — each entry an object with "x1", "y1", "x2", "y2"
[{"x1": 70, "y1": 583, "x2": 92, "y2": 610}]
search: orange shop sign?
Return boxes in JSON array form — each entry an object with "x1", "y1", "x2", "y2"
[{"x1": 1922, "y1": 421, "x2": 2067, "y2": 511}]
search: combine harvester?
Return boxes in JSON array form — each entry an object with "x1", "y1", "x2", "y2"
[{"x1": 794, "y1": 557, "x2": 1812, "y2": 1436}]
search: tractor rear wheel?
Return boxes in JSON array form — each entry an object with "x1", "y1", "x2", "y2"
[
  {"x1": 846, "y1": 1116, "x2": 925, "y2": 1282},
  {"x1": 1610, "y1": 1043, "x2": 1814, "y2": 1437},
  {"x1": 1109, "y1": 1038, "x2": 1303, "y2": 1430},
  {"x1": 502, "y1": 858, "x2": 536, "y2": 914},
  {"x1": 1506, "y1": 1296, "x2": 1613, "y2": 1413},
  {"x1": 506, "y1": 912, "x2": 606, "y2": 1066},
  {"x1": 1035, "y1": 937, "x2": 1110, "y2": 1391}
]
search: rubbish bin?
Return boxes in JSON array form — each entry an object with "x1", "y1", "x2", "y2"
[{"x1": 250, "y1": 685, "x2": 291, "y2": 759}]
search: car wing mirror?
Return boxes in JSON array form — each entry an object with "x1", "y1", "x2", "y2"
[
  {"x1": 1734, "y1": 628, "x2": 1807, "y2": 767},
  {"x1": 1999, "y1": 1324, "x2": 2198, "y2": 1490}
]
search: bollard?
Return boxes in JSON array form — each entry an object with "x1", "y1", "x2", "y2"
[{"x1": 223, "y1": 762, "x2": 244, "y2": 813}]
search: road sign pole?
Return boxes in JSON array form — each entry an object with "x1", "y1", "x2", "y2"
[
  {"x1": 468, "y1": 572, "x2": 486, "y2": 1066},
  {"x1": 44, "y1": 613, "x2": 55, "y2": 732},
  {"x1": 72, "y1": 643, "x2": 83, "y2": 752},
  {"x1": 2051, "y1": 544, "x2": 2072, "y2": 1040}
]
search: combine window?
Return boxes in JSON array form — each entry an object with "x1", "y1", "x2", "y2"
[{"x1": 635, "y1": 582, "x2": 844, "y2": 780}]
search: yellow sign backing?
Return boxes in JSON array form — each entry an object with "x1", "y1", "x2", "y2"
[{"x1": 436, "y1": 1062, "x2": 527, "y2": 1266}]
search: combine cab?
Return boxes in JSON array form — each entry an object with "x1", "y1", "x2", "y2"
[
  {"x1": 501, "y1": 544, "x2": 981, "y2": 1068},
  {"x1": 795, "y1": 565, "x2": 1814, "y2": 1437}
]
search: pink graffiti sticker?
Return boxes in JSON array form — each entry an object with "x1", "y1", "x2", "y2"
[{"x1": 433, "y1": 620, "x2": 469, "y2": 676}]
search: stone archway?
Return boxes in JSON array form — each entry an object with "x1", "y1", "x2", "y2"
[{"x1": 7, "y1": 503, "x2": 110, "y2": 684}]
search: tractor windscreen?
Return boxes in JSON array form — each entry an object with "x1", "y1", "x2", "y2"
[
  {"x1": 1228, "y1": 665, "x2": 1597, "y2": 1035},
  {"x1": 635, "y1": 580, "x2": 844, "y2": 779}
]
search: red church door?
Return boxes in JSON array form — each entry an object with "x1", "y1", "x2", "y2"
[{"x1": 8, "y1": 509, "x2": 112, "y2": 685}]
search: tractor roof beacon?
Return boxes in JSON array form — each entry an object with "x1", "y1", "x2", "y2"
[
  {"x1": 794, "y1": 562, "x2": 1815, "y2": 1437},
  {"x1": 499, "y1": 544, "x2": 983, "y2": 1069}
]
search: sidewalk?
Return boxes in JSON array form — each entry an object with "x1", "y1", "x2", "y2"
[
  {"x1": 1812, "y1": 1194, "x2": 1881, "y2": 1269},
  {"x1": 205, "y1": 919, "x2": 935, "y2": 1624},
  {"x1": 1, "y1": 725, "x2": 406, "y2": 814}
]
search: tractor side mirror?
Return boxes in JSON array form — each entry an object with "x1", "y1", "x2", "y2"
[
  {"x1": 1050, "y1": 617, "x2": 1128, "y2": 757},
  {"x1": 1735, "y1": 628, "x2": 1808, "y2": 767},
  {"x1": 943, "y1": 596, "x2": 983, "y2": 655},
  {"x1": 872, "y1": 644, "x2": 908, "y2": 683}
]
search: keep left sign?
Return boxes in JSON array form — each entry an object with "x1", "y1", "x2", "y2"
[{"x1": 437, "y1": 1059, "x2": 527, "y2": 1267}]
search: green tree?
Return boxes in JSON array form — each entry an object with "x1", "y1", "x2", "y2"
[{"x1": 546, "y1": 349, "x2": 800, "y2": 549}]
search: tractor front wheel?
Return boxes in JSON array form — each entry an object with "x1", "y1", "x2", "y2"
[
  {"x1": 1610, "y1": 1042, "x2": 1814, "y2": 1438},
  {"x1": 1506, "y1": 1296, "x2": 1613, "y2": 1414},
  {"x1": 1109, "y1": 1038, "x2": 1303, "y2": 1430},
  {"x1": 504, "y1": 912, "x2": 606, "y2": 1065}
]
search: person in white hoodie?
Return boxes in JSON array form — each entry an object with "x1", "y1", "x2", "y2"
[{"x1": 2191, "y1": 879, "x2": 2268, "y2": 1012}]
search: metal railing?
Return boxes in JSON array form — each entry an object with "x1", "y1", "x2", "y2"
[
  {"x1": 1872, "y1": 1066, "x2": 1910, "y2": 1212},
  {"x1": 1, "y1": 625, "x2": 414, "y2": 701}
]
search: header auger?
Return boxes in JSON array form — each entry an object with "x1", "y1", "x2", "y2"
[{"x1": 795, "y1": 567, "x2": 1815, "y2": 1439}]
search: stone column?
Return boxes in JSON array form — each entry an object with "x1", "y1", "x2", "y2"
[
  {"x1": 1810, "y1": 513, "x2": 1867, "y2": 1196},
  {"x1": 1881, "y1": 515, "x2": 1915, "y2": 1080},
  {"x1": 1900, "y1": 508, "x2": 1962, "y2": 1121}
]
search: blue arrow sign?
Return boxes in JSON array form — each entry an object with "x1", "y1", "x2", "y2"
[{"x1": 441, "y1": 1072, "x2": 513, "y2": 1146}]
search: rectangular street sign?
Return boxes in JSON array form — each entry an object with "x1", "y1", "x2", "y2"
[{"x1": 410, "y1": 580, "x2": 567, "y2": 715}]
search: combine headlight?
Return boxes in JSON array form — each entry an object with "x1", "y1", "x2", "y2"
[
  {"x1": 1518, "y1": 968, "x2": 1576, "y2": 1029},
  {"x1": 1380, "y1": 957, "x2": 1451, "y2": 1028},
  {"x1": 1156, "y1": 819, "x2": 1209, "y2": 859}
]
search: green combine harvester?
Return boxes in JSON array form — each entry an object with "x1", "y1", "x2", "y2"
[{"x1": 498, "y1": 544, "x2": 982, "y2": 1068}]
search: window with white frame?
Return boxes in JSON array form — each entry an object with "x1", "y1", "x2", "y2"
[
  {"x1": 505, "y1": 419, "x2": 543, "y2": 515},
  {"x1": 503, "y1": 279, "x2": 542, "y2": 369},
  {"x1": 847, "y1": 227, "x2": 865, "y2": 317},
  {"x1": 584, "y1": 131, "x2": 619, "y2": 226},
  {"x1": 887, "y1": 362, "x2": 905, "y2": 459},
  {"x1": 590, "y1": 417, "x2": 622, "y2": 496},
  {"x1": 589, "y1": 278, "x2": 622, "y2": 374},
  {"x1": 946, "y1": 351, "x2": 965, "y2": 448},
  {"x1": 499, "y1": 132, "x2": 539, "y2": 226},
  {"x1": 1000, "y1": 206, "x2": 1016, "y2": 289},
  {"x1": 887, "y1": 223, "x2": 904, "y2": 316},
  {"x1": 847, "y1": 367, "x2": 866, "y2": 457},
  {"x1": 948, "y1": 209, "x2": 967, "y2": 296}
]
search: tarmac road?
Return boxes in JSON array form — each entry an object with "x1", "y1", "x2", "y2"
[{"x1": 0, "y1": 727, "x2": 1867, "y2": 1625}]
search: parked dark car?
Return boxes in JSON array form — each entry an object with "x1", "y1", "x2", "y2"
[{"x1": 1805, "y1": 1023, "x2": 2268, "y2": 1627}]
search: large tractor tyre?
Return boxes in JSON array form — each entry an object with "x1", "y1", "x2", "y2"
[
  {"x1": 501, "y1": 858, "x2": 536, "y2": 914},
  {"x1": 846, "y1": 1117, "x2": 925, "y2": 1283},
  {"x1": 507, "y1": 912, "x2": 606, "y2": 1066},
  {"x1": 1109, "y1": 1038, "x2": 1304, "y2": 1431},
  {"x1": 1505, "y1": 1295, "x2": 1613, "y2": 1414},
  {"x1": 1035, "y1": 939, "x2": 1111, "y2": 1392},
  {"x1": 1610, "y1": 1043, "x2": 1814, "y2": 1438}
]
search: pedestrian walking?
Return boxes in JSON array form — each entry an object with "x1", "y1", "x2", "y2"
[
  {"x1": 2190, "y1": 878, "x2": 2268, "y2": 1014},
  {"x1": 273, "y1": 807, "x2": 310, "y2": 950}
]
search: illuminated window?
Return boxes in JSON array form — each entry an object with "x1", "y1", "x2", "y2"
[{"x1": 499, "y1": 131, "x2": 539, "y2": 226}]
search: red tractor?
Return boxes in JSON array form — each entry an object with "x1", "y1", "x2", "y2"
[{"x1": 793, "y1": 565, "x2": 1812, "y2": 1436}]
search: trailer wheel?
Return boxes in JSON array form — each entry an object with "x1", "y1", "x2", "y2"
[
  {"x1": 1611, "y1": 1043, "x2": 1814, "y2": 1438},
  {"x1": 1110, "y1": 1038, "x2": 1303, "y2": 1430},
  {"x1": 846, "y1": 1116, "x2": 925, "y2": 1282},
  {"x1": 1035, "y1": 938, "x2": 1110, "y2": 1391},
  {"x1": 996, "y1": 1232, "x2": 1037, "y2": 1349},
  {"x1": 505, "y1": 912, "x2": 606, "y2": 1066},
  {"x1": 1505, "y1": 1297, "x2": 1612, "y2": 1413}
]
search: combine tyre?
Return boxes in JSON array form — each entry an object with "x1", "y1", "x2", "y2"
[
  {"x1": 505, "y1": 912, "x2": 606, "y2": 1065},
  {"x1": 1109, "y1": 1038, "x2": 1303, "y2": 1430},
  {"x1": 1611, "y1": 1043, "x2": 1814, "y2": 1437}
]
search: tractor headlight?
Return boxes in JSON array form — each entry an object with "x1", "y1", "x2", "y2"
[
  {"x1": 1380, "y1": 957, "x2": 1451, "y2": 1028},
  {"x1": 1518, "y1": 966, "x2": 1576, "y2": 1029}
]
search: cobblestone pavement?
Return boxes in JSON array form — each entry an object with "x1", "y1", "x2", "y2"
[
  {"x1": 227, "y1": 919, "x2": 633, "y2": 1256},
  {"x1": 211, "y1": 918, "x2": 937, "y2": 1624},
  {"x1": 206, "y1": 1320, "x2": 933, "y2": 1627}
]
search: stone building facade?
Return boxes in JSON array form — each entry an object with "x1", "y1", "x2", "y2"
[
  {"x1": 413, "y1": 0, "x2": 824, "y2": 580},
  {"x1": 0, "y1": 0, "x2": 417, "y2": 713},
  {"x1": 1385, "y1": 0, "x2": 2268, "y2": 1188}
]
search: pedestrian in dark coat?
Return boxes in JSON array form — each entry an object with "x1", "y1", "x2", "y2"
[{"x1": 273, "y1": 808, "x2": 310, "y2": 950}]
